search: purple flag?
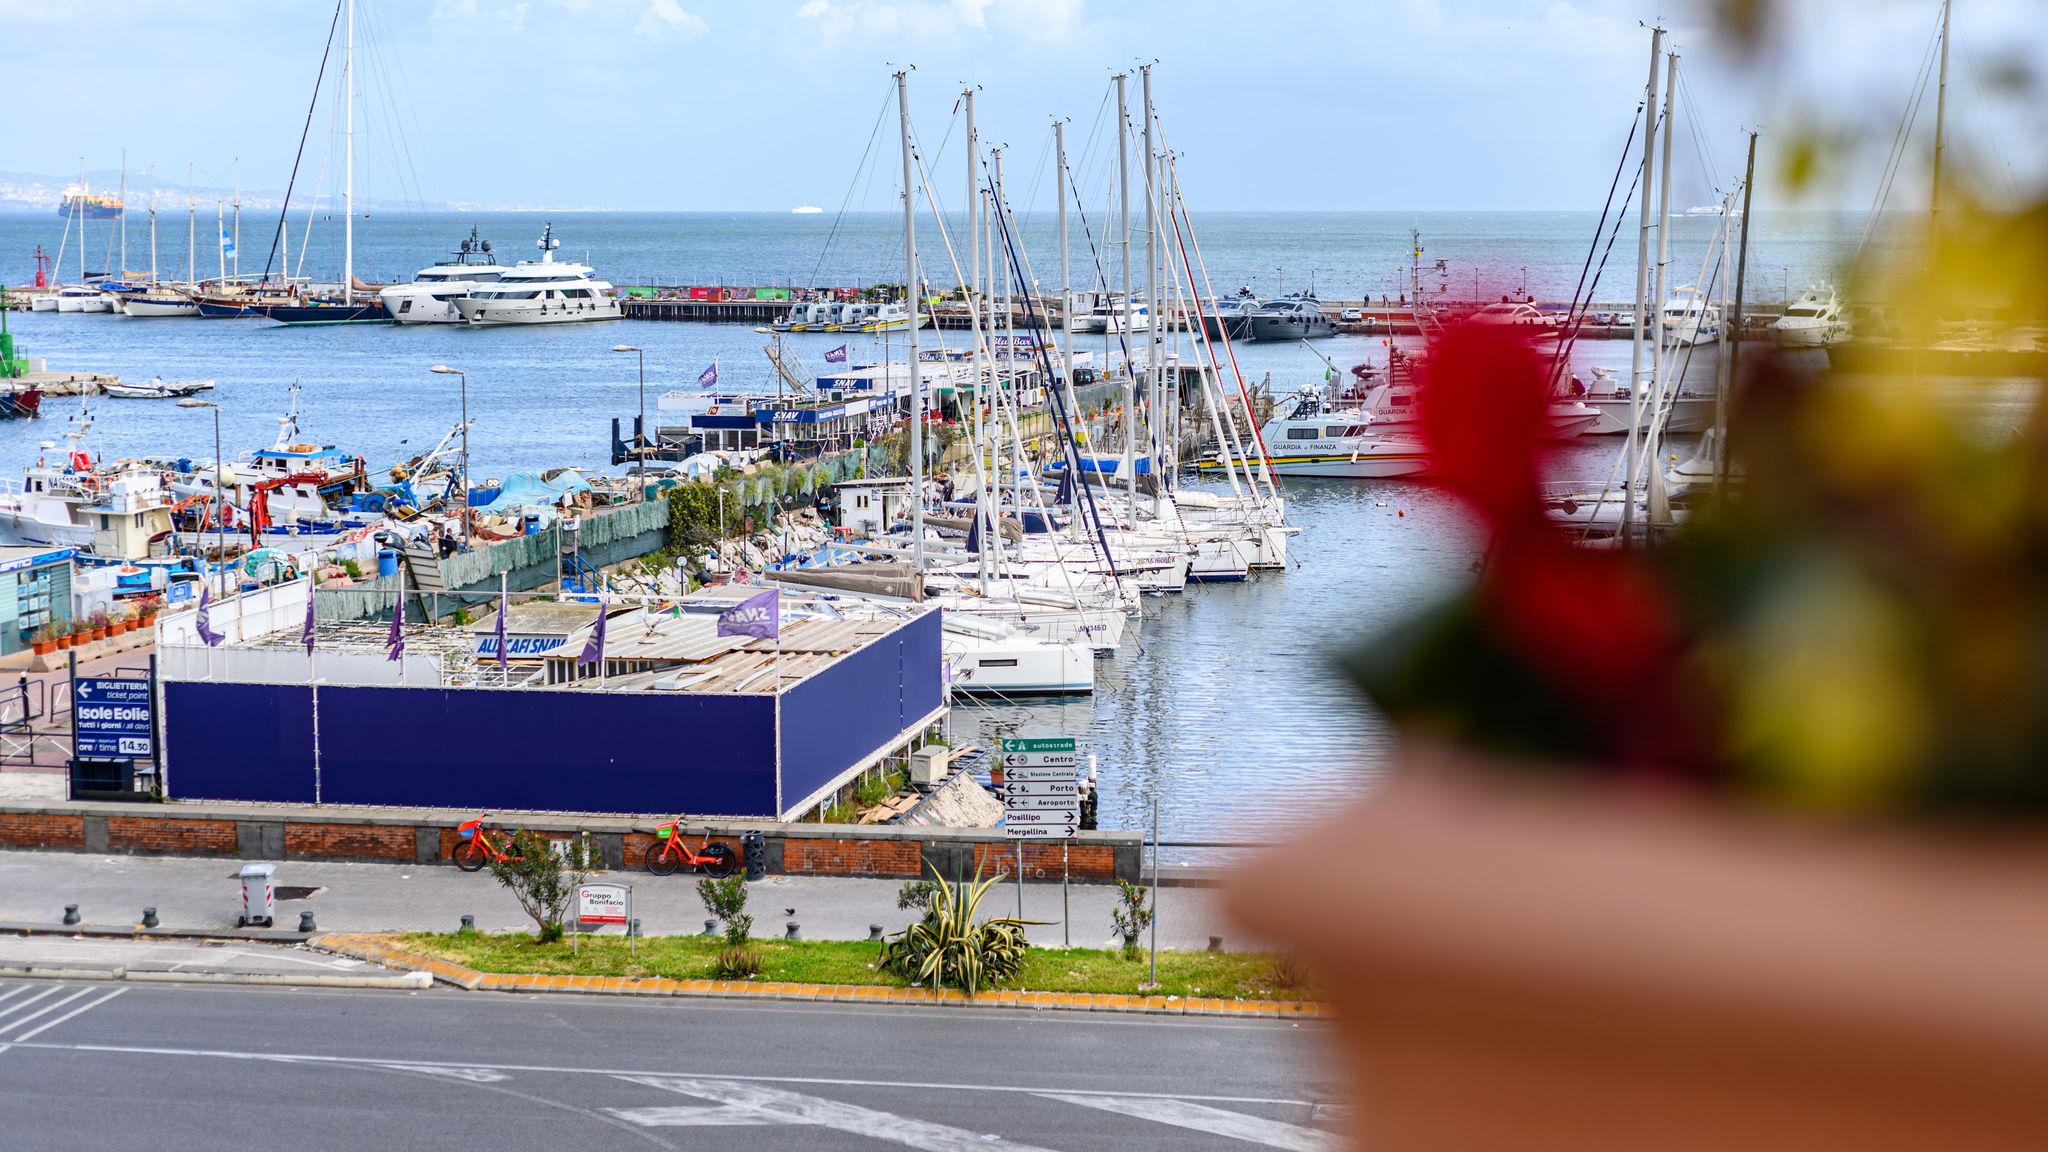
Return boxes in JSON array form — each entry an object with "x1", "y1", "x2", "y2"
[
  {"x1": 717, "y1": 588, "x2": 780, "y2": 640},
  {"x1": 302, "y1": 585, "x2": 316, "y2": 653},
  {"x1": 579, "y1": 604, "x2": 608, "y2": 666},
  {"x1": 386, "y1": 596, "x2": 405, "y2": 662},
  {"x1": 195, "y1": 586, "x2": 224, "y2": 648},
  {"x1": 825, "y1": 344, "x2": 847, "y2": 363},
  {"x1": 495, "y1": 587, "x2": 509, "y2": 671},
  {"x1": 697, "y1": 361, "x2": 718, "y2": 390}
]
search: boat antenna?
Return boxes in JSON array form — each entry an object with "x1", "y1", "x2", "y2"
[{"x1": 262, "y1": 0, "x2": 344, "y2": 283}]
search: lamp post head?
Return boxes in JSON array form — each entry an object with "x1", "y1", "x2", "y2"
[
  {"x1": 611, "y1": 345, "x2": 641, "y2": 353},
  {"x1": 428, "y1": 364, "x2": 461, "y2": 375}
]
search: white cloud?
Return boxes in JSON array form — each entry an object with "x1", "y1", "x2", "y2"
[
  {"x1": 637, "y1": 0, "x2": 709, "y2": 37},
  {"x1": 797, "y1": 0, "x2": 830, "y2": 16}
]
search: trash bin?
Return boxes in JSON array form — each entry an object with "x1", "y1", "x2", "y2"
[
  {"x1": 376, "y1": 548, "x2": 399, "y2": 578},
  {"x1": 238, "y1": 862, "x2": 276, "y2": 928},
  {"x1": 742, "y1": 830, "x2": 767, "y2": 882}
]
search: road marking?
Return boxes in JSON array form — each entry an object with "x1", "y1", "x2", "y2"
[
  {"x1": 0, "y1": 985, "x2": 37, "y2": 1007},
  {"x1": 608, "y1": 1104, "x2": 784, "y2": 1127},
  {"x1": 17, "y1": 1040, "x2": 1318, "y2": 1107},
  {"x1": 1038, "y1": 1093, "x2": 1338, "y2": 1151},
  {"x1": 0, "y1": 986, "x2": 60, "y2": 1023},
  {"x1": 620, "y1": 1075, "x2": 1059, "y2": 1150},
  {"x1": 377, "y1": 1063, "x2": 511, "y2": 1083},
  {"x1": 10, "y1": 988, "x2": 125, "y2": 1042},
  {"x1": 0, "y1": 987, "x2": 93, "y2": 1039}
]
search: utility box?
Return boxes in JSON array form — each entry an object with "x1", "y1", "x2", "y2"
[
  {"x1": 909, "y1": 746, "x2": 948, "y2": 787},
  {"x1": 238, "y1": 862, "x2": 276, "y2": 928}
]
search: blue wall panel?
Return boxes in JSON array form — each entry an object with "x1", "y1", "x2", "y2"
[
  {"x1": 164, "y1": 681, "x2": 317, "y2": 804},
  {"x1": 167, "y1": 683, "x2": 777, "y2": 815},
  {"x1": 780, "y1": 610, "x2": 944, "y2": 811}
]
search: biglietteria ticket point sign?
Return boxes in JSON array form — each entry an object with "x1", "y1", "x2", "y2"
[{"x1": 1000, "y1": 736, "x2": 1080, "y2": 839}]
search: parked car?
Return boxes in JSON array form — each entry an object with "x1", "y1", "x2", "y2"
[{"x1": 1340, "y1": 308, "x2": 1363, "y2": 322}]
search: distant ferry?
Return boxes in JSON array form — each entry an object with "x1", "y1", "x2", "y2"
[
  {"x1": 792, "y1": 204, "x2": 823, "y2": 214},
  {"x1": 56, "y1": 185, "x2": 123, "y2": 220}
]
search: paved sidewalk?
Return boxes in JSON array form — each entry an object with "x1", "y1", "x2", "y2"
[
  {"x1": 0, "y1": 932, "x2": 409, "y2": 981},
  {"x1": 0, "y1": 849, "x2": 1258, "y2": 952}
]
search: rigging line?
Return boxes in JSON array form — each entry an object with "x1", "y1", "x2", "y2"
[
  {"x1": 1853, "y1": 9, "x2": 1944, "y2": 279},
  {"x1": 1959, "y1": 36, "x2": 2024, "y2": 205},
  {"x1": 297, "y1": 61, "x2": 346, "y2": 284},
  {"x1": 264, "y1": 0, "x2": 343, "y2": 283},
  {"x1": 1546, "y1": 101, "x2": 1645, "y2": 390},
  {"x1": 808, "y1": 82, "x2": 894, "y2": 292},
  {"x1": 1060, "y1": 159, "x2": 1140, "y2": 378},
  {"x1": 1551, "y1": 158, "x2": 1644, "y2": 394},
  {"x1": 1674, "y1": 69, "x2": 1721, "y2": 196},
  {"x1": 989, "y1": 174, "x2": 1126, "y2": 592}
]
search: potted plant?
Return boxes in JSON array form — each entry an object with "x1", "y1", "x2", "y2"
[
  {"x1": 30, "y1": 626, "x2": 55, "y2": 656},
  {"x1": 53, "y1": 625, "x2": 73, "y2": 650},
  {"x1": 1229, "y1": 327, "x2": 2048, "y2": 1148},
  {"x1": 86, "y1": 613, "x2": 107, "y2": 642}
]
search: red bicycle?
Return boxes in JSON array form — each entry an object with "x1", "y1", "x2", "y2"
[
  {"x1": 453, "y1": 815, "x2": 524, "y2": 873},
  {"x1": 645, "y1": 815, "x2": 736, "y2": 877}
]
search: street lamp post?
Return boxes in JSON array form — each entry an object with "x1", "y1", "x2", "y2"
[
  {"x1": 612, "y1": 345, "x2": 644, "y2": 471},
  {"x1": 176, "y1": 397, "x2": 225, "y2": 598},
  {"x1": 427, "y1": 365, "x2": 469, "y2": 538}
]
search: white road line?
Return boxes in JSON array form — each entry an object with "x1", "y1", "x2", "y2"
[
  {"x1": 19, "y1": 1041, "x2": 1317, "y2": 1108},
  {"x1": 0, "y1": 985, "x2": 36, "y2": 1007},
  {"x1": 0, "y1": 986, "x2": 59, "y2": 1022},
  {"x1": 608, "y1": 1104, "x2": 784, "y2": 1127},
  {"x1": 1038, "y1": 1093, "x2": 1338, "y2": 1152},
  {"x1": 11, "y1": 988, "x2": 125, "y2": 1042},
  {"x1": 620, "y1": 1075, "x2": 1060, "y2": 1151},
  {"x1": 0, "y1": 987, "x2": 92, "y2": 1039},
  {"x1": 377, "y1": 1063, "x2": 510, "y2": 1083}
]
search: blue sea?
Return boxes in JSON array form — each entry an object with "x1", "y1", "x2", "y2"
[{"x1": 0, "y1": 210, "x2": 1885, "y2": 844}]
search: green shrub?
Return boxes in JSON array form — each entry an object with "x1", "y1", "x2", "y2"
[
  {"x1": 696, "y1": 874, "x2": 752, "y2": 947},
  {"x1": 1111, "y1": 879, "x2": 1153, "y2": 958},
  {"x1": 487, "y1": 830, "x2": 591, "y2": 944},
  {"x1": 712, "y1": 944, "x2": 762, "y2": 979}
]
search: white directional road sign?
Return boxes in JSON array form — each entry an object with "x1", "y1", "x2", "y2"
[{"x1": 1002, "y1": 736, "x2": 1081, "y2": 839}]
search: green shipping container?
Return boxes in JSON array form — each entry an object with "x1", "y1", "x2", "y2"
[{"x1": 754, "y1": 288, "x2": 790, "y2": 301}]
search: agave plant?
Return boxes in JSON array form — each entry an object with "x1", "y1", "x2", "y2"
[{"x1": 878, "y1": 861, "x2": 1035, "y2": 996}]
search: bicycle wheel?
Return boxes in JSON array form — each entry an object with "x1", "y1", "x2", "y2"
[
  {"x1": 645, "y1": 840, "x2": 681, "y2": 877},
  {"x1": 454, "y1": 838, "x2": 487, "y2": 873},
  {"x1": 699, "y1": 842, "x2": 736, "y2": 879}
]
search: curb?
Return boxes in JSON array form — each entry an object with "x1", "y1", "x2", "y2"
[
  {"x1": 0, "y1": 921, "x2": 316, "y2": 945},
  {"x1": 313, "y1": 934, "x2": 1331, "y2": 1019},
  {"x1": 0, "y1": 962, "x2": 430, "y2": 989}
]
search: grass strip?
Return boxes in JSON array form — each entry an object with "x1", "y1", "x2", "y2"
[{"x1": 396, "y1": 932, "x2": 1310, "y2": 1001}]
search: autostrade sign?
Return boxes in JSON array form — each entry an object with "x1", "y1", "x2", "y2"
[{"x1": 74, "y1": 677, "x2": 153, "y2": 758}]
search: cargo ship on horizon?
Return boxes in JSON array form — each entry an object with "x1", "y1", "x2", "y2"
[{"x1": 56, "y1": 184, "x2": 123, "y2": 219}]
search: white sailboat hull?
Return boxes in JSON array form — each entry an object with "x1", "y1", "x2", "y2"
[
  {"x1": 1582, "y1": 395, "x2": 1716, "y2": 435},
  {"x1": 120, "y1": 297, "x2": 200, "y2": 318},
  {"x1": 944, "y1": 632, "x2": 1095, "y2": 696}
]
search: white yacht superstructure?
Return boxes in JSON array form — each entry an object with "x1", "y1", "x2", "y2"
[
  {"x1": 1659, "y1": 287, "x2": 1722, "y2": 347},
  {"x1": 1771, "y1": 285, "x2": 1851, "y2": 348},
  {"x1": 381, "y1": 228, "x2": 508, "y2": 324},
  {"x1": 450, "y1": 224, "x2": 621, "y2": 327}
]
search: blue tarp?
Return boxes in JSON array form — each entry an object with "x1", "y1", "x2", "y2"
[{"x1": 476, "y1": 470, "x2": 591, "y2": 514}]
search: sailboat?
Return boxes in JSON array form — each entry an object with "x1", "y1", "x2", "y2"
[{"x1": 255, "y1": 0, "x2": 391, "y2": 327}]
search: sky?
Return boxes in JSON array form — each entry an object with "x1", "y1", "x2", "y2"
[{"x1": 5, "y1": 0, "x2": 2045, "y2": 215}]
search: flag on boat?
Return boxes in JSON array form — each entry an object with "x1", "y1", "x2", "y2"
[
  {"x1": 579, "y1": 601, "x2": 608, "y2": 667},
  {"x1": 697, "y1": 361, "x2": 718, "y2": 390},
  {"x1": 302, "y1": 585, "x2": 316, "y2": 654},
  {"x1": 219, "y1": 229, "x2": 235, "y2": 259},
  {"x1": 825, "y1": 344, "x2": 847, "y2": 363},
  {"x1": 195, "y1": 586, "x2": 224, "y2": 647},
  {"x1": 717, "y1": 588, "x2": 779, "y2": 640}
]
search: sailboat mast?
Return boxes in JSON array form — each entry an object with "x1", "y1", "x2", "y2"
[
  {"x1": 1141, "y1": 64, "x2": 1158, "y2": 508},
  {"x1": 1623, "y1": 26, "x2": 1662, "y2": 542},
  {"x1": 1931, "y1": 0, "x2": 1951, "y2": 261},
  {"x1": 217, "y1": 201, "x2": 226, "y2": 281},
  {"x1": 895, "y1": 69, "x2": 924, "y2": 570},
  {"x1": 118, "y1": 149, "x2": 127, "y2": 277},
  {"x1": 1116, "y1": 72, "x2": 1135, "y2": 525},
  {"x1": 343, "y1": 0, "x2": 355, "y2": 306},
  {"x1": 1056, "y1": 118, "x2": 1082, "y2": 545},
  {"x1": 79, "y1": 159, "x2": 88, "y2": 285},
  {"x1": 233, "y1": 159, "x2": 241, "y2": 282},
  {"x1": 1722, "y1": 131, "x2": 1759, "y2": 495},
  {"x1": 1645, "y1": 49, "x2": 1678, "y2": 534},
  {"x1": 965, "y1": 87, "x2": 986, "y2": 587},
  {"x1": 187, "y1": 164, "x2": 195, "y2": 285},
  {"x1": 148, "y1": 167, "x2": 158, "y2": 284}
]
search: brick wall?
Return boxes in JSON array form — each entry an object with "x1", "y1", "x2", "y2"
[
  {"x1": 784, "y1": 837, "x2": 921, "y2": 877},
  {"x1": 0, "y1": 812, "x2": 85, "y2": 849},
  {"x1": 108, "y1": 816, "x2": 234, "y2": 854},
  {"x1": 285, "y1": 822, "x2": 414, "y2": 860},
  {"x1": 973, "y1": 841, "x2": 1117, "y2": 882}
]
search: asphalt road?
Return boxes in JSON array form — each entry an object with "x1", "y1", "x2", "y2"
[{"x1": 0, "y1": 977, "x2": 1347, "y2": 1151}]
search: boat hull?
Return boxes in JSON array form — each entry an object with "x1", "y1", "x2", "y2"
[
  {"x1": 257, "y1": 302, "x2": 393, "y2": 325},
  {"x1": 1201, "y1": 447, "x2": 1429, "y2": 479},
  {"x1": 1248, "y1": 313, "x2": 1336, "y2": 341},
  {"x1": 120, "y1": 297, "x2": 200, "y2": 318},
  {"x1": 452, "y1": 297, "x2": 622, "y2": 326},
  {"x1": 1581, "y1": 395, "x2": 1716, "y2": 435},
  {"x1": 30, "y1": 296, "x2": 58, "y2": 313}
]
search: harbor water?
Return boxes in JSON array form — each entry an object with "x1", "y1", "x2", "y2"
[{"x1": 0, "y1": 210, "x2": 1886, "y2": 843}]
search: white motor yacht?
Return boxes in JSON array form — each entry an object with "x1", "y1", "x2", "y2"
[
  {"x1": 941, "y1": 613, "x2": 1094, "y2": 697},
  {"x1": 1467, "y1": 301, "x2": 1561, "y2": 334},
  {"x1": 1348, "y1": 378, "x2": 1597, "y2": 440},
  {"x1": 382, "y1": 227, "x2": 509, "y2": 324},
  {"x1": 1573, "y1": 366, "x2": 1715, "y2": 435},
  {"x1": 55, "y1": 285, "x2": 112, "y2": 313},
  {"x1": 1771, "y1": 285, "x2": 1852, "y2": 348},
  {"x1": 450, "y1": 224, "x2": 621, "y2": 327},
  {"x1": 1659, "y1": 287, "x2": 1722, "y2": 347},
  {"x1": 1199, "y1": 387, "x2": 1428, "y2": 479}
]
